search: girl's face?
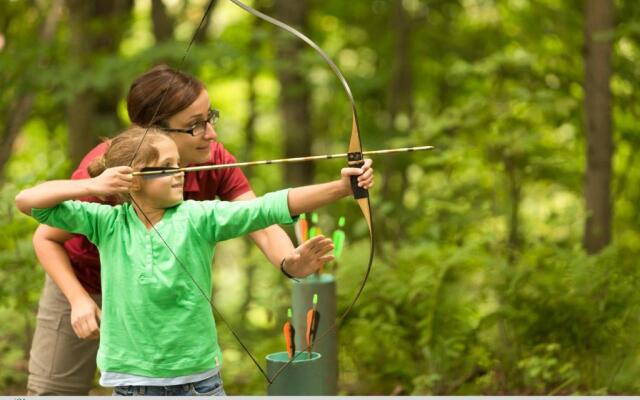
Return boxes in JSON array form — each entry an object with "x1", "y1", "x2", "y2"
[
  {"x1": 137, "y1": 137, "x2": 184, "y2": 208},
  {"x1": 166, "y1": 89, "x2": 218, "y2": 165}
]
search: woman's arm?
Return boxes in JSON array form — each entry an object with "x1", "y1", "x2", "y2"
[
  {"x1": 232, "y1": 191, "x2": 295, "y2": 265},
  {"x1": 15, "y1": 166, "x2": 133, "y2": 215},
  {"x1": 33, "y1": 225, "x2": 101, "y2": 339},
  {"x1": 233, "y1": 191, "x2": 336, "y2": 278}
]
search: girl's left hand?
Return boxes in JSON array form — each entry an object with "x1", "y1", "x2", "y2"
[{"x1": 340, "y1": 158, "x2": 374, "y2": 194}]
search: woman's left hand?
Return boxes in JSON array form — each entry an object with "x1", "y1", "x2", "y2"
[
  {"x1": 340, "y1": 158, "x2": 374, "y2": 195},
  {"x1": 282, "y1": 235, "x2": 335, "y2": 278}
]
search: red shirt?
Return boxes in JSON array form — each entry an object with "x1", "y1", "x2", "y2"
[{"x1": 62, "y1": 141, "x2": 251, "y2": 294}]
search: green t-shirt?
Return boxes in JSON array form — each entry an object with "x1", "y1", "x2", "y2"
[{"x1": 32, "y1": 189, "x2": 295, "y2": 377}]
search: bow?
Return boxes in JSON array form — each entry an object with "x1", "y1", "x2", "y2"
[
  {"x1": 128, "y1": 0, "x2": 375, "y2": 386},
  {"x1": 226, "y1": 0, "x2": 376, "y2": 384}
]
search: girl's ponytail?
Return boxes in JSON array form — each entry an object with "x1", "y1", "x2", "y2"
[{"x1": 87, "y1": 155, "x2": 107, "y2": 178}]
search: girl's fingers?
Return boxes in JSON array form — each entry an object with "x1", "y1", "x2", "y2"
[
  {"x1": 121, "y1": 173, "x2": 133, "y2": 182},
  {"x1": 341, "y1": 167, "x2": 364, "y2": 177},
  {"x1": 358, "y1": 168, "x2": 373, "y2": 180}
]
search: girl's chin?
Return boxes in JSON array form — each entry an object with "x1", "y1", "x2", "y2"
[{"x1": 165, "y1": 198, "x2": 183, "y2": 208}]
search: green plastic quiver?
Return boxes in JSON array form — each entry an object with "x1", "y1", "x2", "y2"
[{"x1": 266, "y1": 351, "x2": 323, "y2": 395}]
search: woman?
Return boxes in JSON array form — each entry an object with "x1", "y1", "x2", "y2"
[{"x1": 27, "y1": 65, "x2": 373, "y2": 395}]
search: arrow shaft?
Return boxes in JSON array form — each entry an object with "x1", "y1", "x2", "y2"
[{"x1": 133, "y1": 145, "x2": 434, "y2": 177}]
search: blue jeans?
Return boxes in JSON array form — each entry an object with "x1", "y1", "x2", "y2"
[{"x1": 112, "y1": 372, "x2": 225, "y2": 396}]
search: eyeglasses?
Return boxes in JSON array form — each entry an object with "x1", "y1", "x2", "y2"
[{"x1": 160, "y1": 109, "x2": 219, "y2": 137}]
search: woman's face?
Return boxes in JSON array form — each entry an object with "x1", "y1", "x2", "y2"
[{"x1": 165, "y1": 89, "x2": 218, "y2": 165}]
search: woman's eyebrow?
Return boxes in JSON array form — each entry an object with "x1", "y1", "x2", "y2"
[{"x1": 188, "y1": 109, "x2": 209, "y2": 121}]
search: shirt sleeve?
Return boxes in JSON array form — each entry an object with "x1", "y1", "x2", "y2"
[
  {"x1": 211, "y1": 143, "x2": 251, "y2": 201},
  {"x1": 31, "y1": 200, "x2": 115, "y2": 246},
  {"x1": 188, "y1": 189, "x2": 298, "y2": 243}
]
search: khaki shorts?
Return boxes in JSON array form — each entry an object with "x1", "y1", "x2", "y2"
[{"x1": 27, "y1": 276, "x2": 102, "y2": 395}]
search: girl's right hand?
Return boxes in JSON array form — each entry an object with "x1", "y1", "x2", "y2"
[{"x1": 89, "y1": 166, "x2": 134, "y2": 197}]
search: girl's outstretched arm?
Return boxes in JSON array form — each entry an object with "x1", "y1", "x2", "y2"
[
  {"x1": 287, "y1": 159, "x2": 374, "y2": 216},
  {"x1": 15, "y1": 166, "x2": 133, "y2": 215}
]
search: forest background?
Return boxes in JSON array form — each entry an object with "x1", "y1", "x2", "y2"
[{"x1": 1, "y1": 0, "x2": 639, "y2": 395}]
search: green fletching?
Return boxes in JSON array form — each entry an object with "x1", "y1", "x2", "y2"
[
  {"x1": 311, "y1": 213, "x2": 319, "y2": 224},
  {"x1": 313, "y1": 293, "x2": 318, "y2": 305},
  {"x1": 333, "y1": 219, "x2": 346, "y2": 260},
  {"x1": 287, "y1": 308, "x2": 292, "y2": 318},
  {"x1": 338, "y1": 216, "x2": 345, "y2": 227},
  {"x1": 300, "y1": 213, "x2": 306, "y2": 220}
]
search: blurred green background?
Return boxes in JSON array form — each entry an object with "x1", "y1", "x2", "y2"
[{"x1": 1, "y1": 0, "x2": 640, "y2": 395}]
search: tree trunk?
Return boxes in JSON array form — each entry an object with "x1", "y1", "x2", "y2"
[
  {"x1": 381, "y1": 0, "x2": 414, "y2": 247},
  {"x1": 583, "y1": 0, "x2": 614, "y2": 254},
  {"x1": 243, "y1": 7, "x2": 265, "y2": 174},
  {"x1": 194, "y1": 0, "x2": 217, "y2": 45},
  {"x1": 65, "y1": 0, "x2": 133, "y2": 167},
  {"x1": 387, "y1": 0, "x2": 414, "y2": 123},
  {"x1": 273, "y1": 0, "x2": 312, "y2": 187},
  {"x1": 151, "y1": 0, "x2": 174, "y2": 43},
  {"x1": 0, "y1": 0, "x2": 64, "y2": 184}
]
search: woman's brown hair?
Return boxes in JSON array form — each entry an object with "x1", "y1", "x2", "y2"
[
  {"x1": 127, "y1": 65, "x2": 205, "y2": 127},
  {"x1": 88, "y1": 126, "x2": 169, "y2": 178}
]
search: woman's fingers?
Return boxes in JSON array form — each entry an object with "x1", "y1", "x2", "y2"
[
  {"x1": 74, "y1": 319, "x2": 89, "y2": 339},
  {"x1": 302, "y1": 236, "x2": 333, "y2": 254},
  {"x1": 317, "y1": 254, "x2": 335, "y2": 263},
  {"x1": 312, "y1": 240, "x2": 334, "y2": 256}
]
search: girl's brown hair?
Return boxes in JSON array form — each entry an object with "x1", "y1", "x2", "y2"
[
  {"x1": 127, "y1": 64, "x2": 205, "y2": 127},
  {"x1": 87, "y1": 126, "x2": 169, "y2": 178}
]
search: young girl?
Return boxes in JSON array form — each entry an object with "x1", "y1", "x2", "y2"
[{"x1": 16, "y1": 128, "x2": 374, "y2": 395}]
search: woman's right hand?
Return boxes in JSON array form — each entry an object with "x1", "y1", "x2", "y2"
[
  {"x1": 89, "y1": 166, "x2": 133, "y2": 197},
  {"x1": 70, "y1": 295, "x2": 102, "y2": 339}
]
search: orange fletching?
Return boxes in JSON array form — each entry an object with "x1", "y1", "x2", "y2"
[
  {"x1": 283, "y1": 321, "x2": 295, "y2": 359},
  {"x1": 306, "y1": 309, "x2": 320, "y2": 353}
]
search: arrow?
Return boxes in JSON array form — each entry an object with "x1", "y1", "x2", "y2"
[
  {"x1": 133, "y1": 145, "x2": 434, "y2": 178},
  {"x1": 283, "y1": 308, "x2": 295, "y2": 360},
  {"x1": 305, "y1": 294, "x2": 320, "y2": 359}
]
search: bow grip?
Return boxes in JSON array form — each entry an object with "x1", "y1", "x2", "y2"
[{"x1": 348, "y1": 152, "x2": 369, "y2": 199}]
